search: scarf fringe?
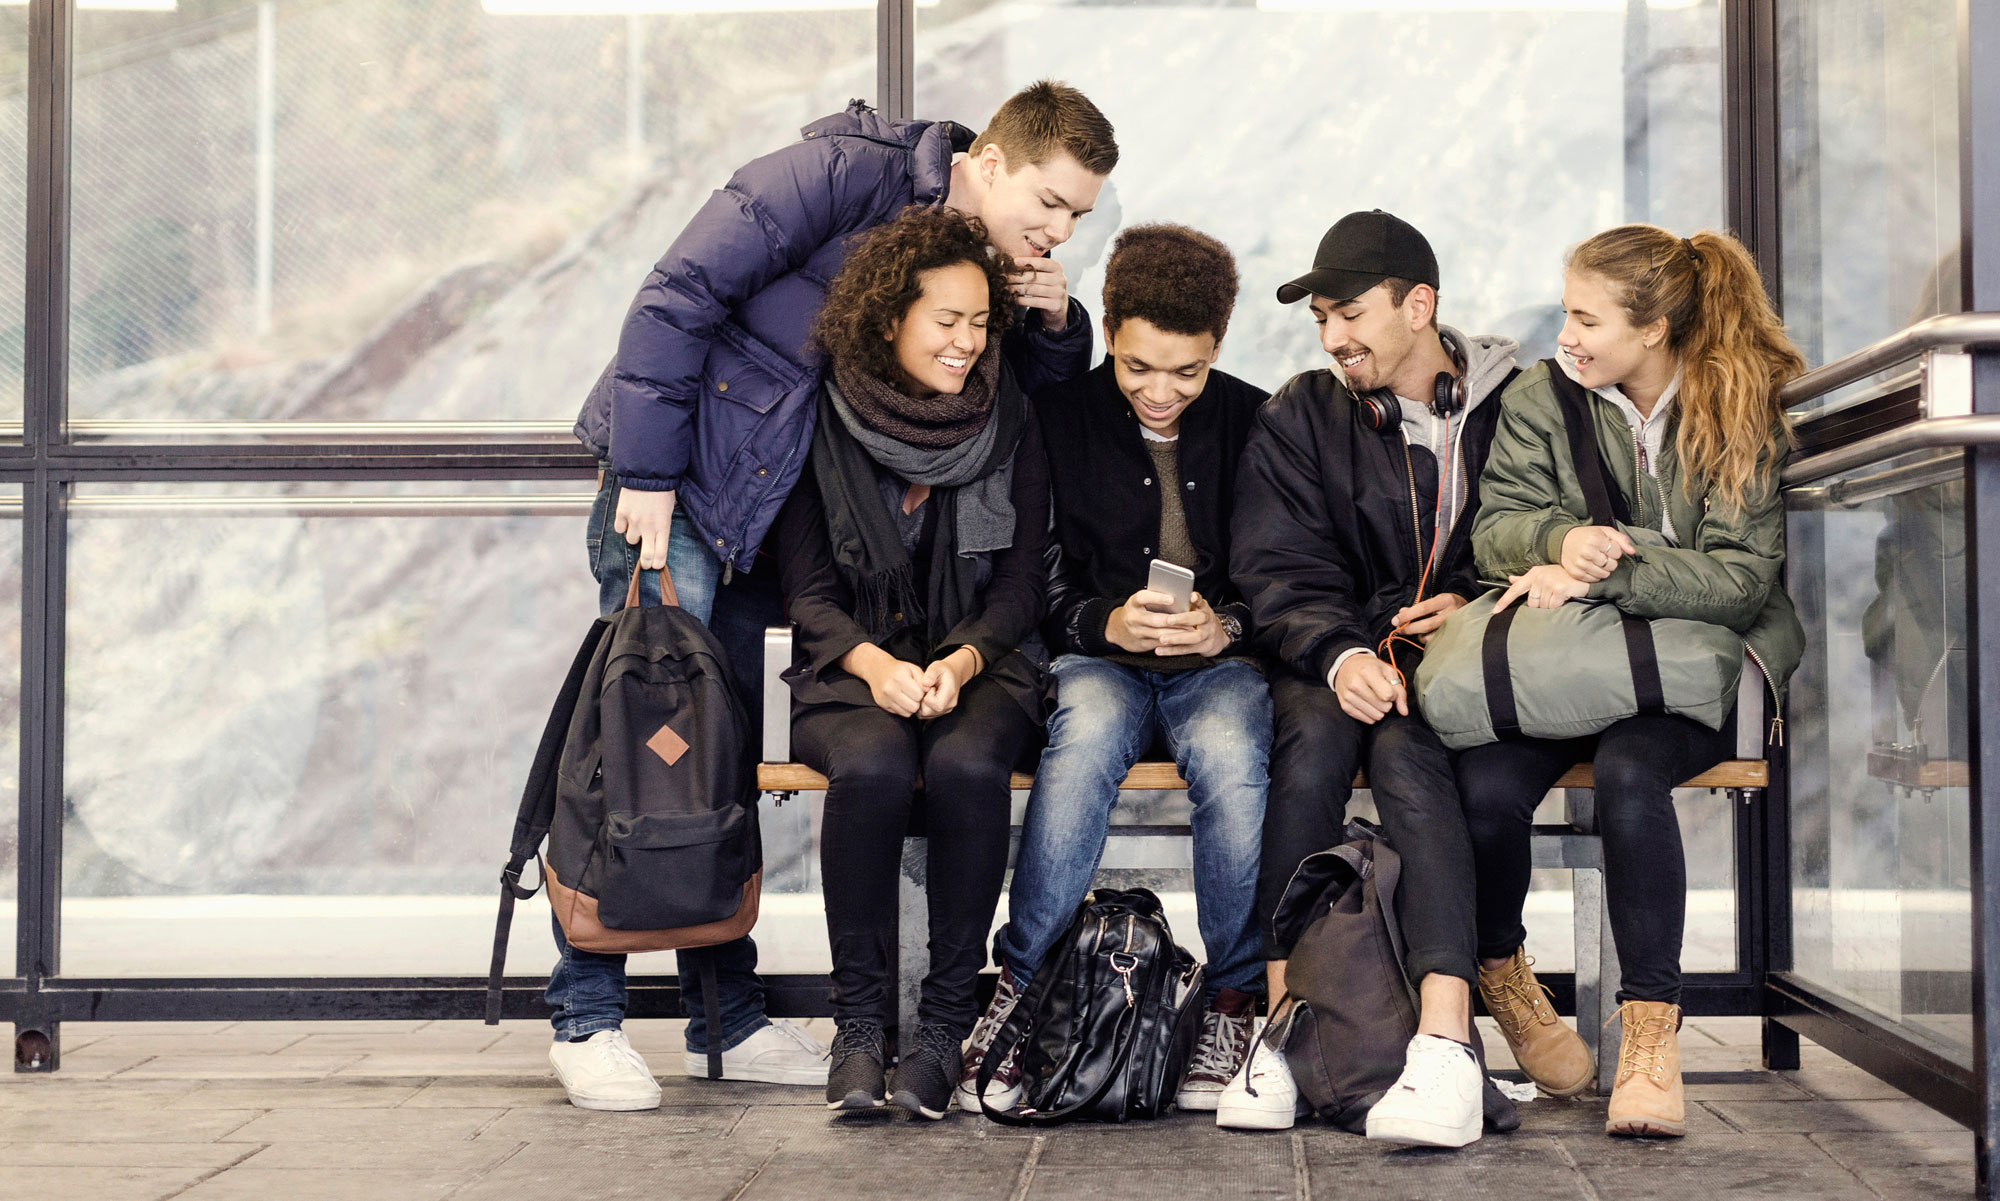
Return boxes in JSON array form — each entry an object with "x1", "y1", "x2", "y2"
[{"x1": 856, "y1": 565, "x2": 924, "y2": 642}]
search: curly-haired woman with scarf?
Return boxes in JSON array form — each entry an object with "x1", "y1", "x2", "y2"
[{"x1": 771, "y1": 207, "x2": 1049, "y2": 1120}]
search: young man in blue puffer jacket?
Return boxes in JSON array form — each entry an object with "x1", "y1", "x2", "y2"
[{"x1": 552, "y1": 81, "x2": 1118, "y2": 1112}]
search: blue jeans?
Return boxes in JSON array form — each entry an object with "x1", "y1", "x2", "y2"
[
  {"x1": 995, "y1": 655, "x2": 1272, "y2": 998},
  {"x1": 546, "y1": 471, "x2": 768, "y2": 1052}
]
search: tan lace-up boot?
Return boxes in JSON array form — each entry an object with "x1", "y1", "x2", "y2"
[
  {"x1": 1605, "y1": 1000, "x2": 1685, "y2": 1137},
  {"x1": 1478, "y1": 949, "x2": 1593, "y2": 1097}
]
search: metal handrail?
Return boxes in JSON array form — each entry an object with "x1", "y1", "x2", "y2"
[
  {"x1": 0, "y1": 419, "x2": 576, "y2": 441},
  {"x1": 1782, "y1": 414, "x2": 2000, "y2": 487},
  {"x1": 0, "y1": 494, "x2": 594, "y2": 518},
  {"x1": 1782, "y1": 312, "x2": 2000, "y2": 410}
]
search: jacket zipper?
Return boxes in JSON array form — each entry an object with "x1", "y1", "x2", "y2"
[
  {"x1": 1743, "y1": 642, "x2": 1785, "y2": 747},
  {"x1": 1399, "y1": 435, "x2": 1424, "y2": 580},
  {"x1": 1628, "y1": 425, "x2": 1651, "y2": 530}
]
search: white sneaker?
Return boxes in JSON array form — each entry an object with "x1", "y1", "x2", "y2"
[
  {"x1": 681, "y1": 1019, "x2": 830, "y2": 1086},
  {"x1": 1364, "y1": 1033, "x2": 1484, "y2": 1148},
  {"x1": 549, "y1": 1030, "x2": 662, "y2": 1112},
  {"x1": 1215, "y1": 1033, "x2": 1298, "y2": 1131}
]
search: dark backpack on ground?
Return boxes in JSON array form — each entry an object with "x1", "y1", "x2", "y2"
[
  {"x1": 1270, "y1": 819, "x2": 1519, "y2": 1134},
  {"x1": 485, "y1": 569, "x2": 761, "y2": 1079},
  {"x1": 975, "y1": 887, "x2": 1205, "y2": 1125}
]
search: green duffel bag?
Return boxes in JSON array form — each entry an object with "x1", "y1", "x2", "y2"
[
  {"x1": 1413, "y1": 586, "x2": 1743, "y2": 752},
  {"x1": 1412, "y1": 357, "x2": 1741, "y2": 752}
]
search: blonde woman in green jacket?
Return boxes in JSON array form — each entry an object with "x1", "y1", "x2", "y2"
[{"x1": 1459, "y1": 225, "x2": 1805, "y2": 1140}]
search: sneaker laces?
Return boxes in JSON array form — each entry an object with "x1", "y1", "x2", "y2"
[
  {"x1": 829, "y1": 1020, "x2": 884, "y2": 1065},
  {"x1": 966, "y1": 971, "x2": 1021, "y2": 1055},
  {"x1": 764, "y1": 1019, "x2": 824, "y2": 1056},
  {"x1": 591, "y1": 1031, "x2": 649, "y2": 1076},
  {"x1": 1485, "y1": 955, "x2": 1557, "y2": 1039},
  {"x1": 914, "y1": 1022, "x2": 963, "y2": 1067},
  {"x1": 1187, "y1": 1009, "x2": 1253, "y2": 1078},
  {"x1": 1611, "y1": 1009, "x2": 1676, "y2": 1084}
]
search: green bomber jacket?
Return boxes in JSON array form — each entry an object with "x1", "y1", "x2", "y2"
[{"x1": 1471, "y1": 359, "x2": 1805, "y2": 703}]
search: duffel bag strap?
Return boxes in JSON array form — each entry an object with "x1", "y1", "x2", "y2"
[{"x1": 1481, "y1": 604, "x2": 1523, "y2": 738}]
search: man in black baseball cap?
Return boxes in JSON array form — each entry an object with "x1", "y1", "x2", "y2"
[
  {"x1": 1217, "y1": 211, "x2": 1529, "y2": 1146},
  {"x1": 1275, "y1": 208, "x2": 1439, "y2": 306}
]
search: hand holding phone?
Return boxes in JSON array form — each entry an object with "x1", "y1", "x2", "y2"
[{"x1": 1145, "y1": 559, "x2": 1195, "y2": 614}]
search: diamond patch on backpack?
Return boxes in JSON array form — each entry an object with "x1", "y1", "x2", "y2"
[{"x1": 647, "y1": 724, "x2": 689, "y2": 766}]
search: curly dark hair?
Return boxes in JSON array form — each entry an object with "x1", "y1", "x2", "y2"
[
  {"x1": 813, "y1": 206, "x2": 1016, "y2": 384},
  {"x1": 1101, "y1": 224, "x2": 1239, "y2": 342}
]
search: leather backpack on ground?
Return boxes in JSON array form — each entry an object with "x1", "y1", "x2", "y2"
[
  {"x1": 976, "y1": 887, "x2": 1205, "y2": 1125},
  {"x1": 1269, "y1": 819, "x2": 1518, "y2": 1134},
  {"x1": 484, "y1": 568, "x2": 761, "y2": 1078}
]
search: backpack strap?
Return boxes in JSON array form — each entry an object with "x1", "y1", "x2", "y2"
[
  {"x1": 486, "y1": 618, "x2": 612, "y2": 1025},
  {"x1": 1541, "y1": 359, "x2": 1664, "y2": 716}
]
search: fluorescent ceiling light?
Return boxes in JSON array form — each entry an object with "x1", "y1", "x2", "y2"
[
  {"x1": 485, "y1": 0, "x2": 936, "y2": 12},
  {"x1": 1258, "y1": 0, "x2": 1698, "y2": 10}
]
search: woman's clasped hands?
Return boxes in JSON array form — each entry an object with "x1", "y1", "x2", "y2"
[{"x1": 1493, "y1": 524, "x2": 1636, "y2": 613}]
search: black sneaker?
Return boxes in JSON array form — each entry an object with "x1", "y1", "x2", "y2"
[
  {"x1": 890, "y1": 1023, "x2": 960, "y2": 1120},
  {"x1": 825, "y1": 1020, "x2": 886, "y2": 1111}
]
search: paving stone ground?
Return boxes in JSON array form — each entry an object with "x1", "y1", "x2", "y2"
[{"x1": 2, "y1": 1017, "x2": 1973, "y2": 1200}]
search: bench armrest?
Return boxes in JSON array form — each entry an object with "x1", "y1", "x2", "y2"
[{"x1": 763, "y1": 626, "x2": 792, "y2": 764}]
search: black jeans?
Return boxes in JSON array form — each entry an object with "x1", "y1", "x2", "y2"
[
  {"x1": 1455, "y1": 711, "x2": 1733, "y2": 1004},
  {"x1": 794, "y1": 675, "x2": 1037, "y2": 1037},
  {"x1": 1260, "y1": 672, "x2": 1479, "y2": 986}
]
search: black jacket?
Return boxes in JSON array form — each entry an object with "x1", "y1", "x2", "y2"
[
  {"x1": 1230, "y1": 368, "x2": 1510, "y2": 683},
  {"x1": 773, "y1": 400, "x2": 1052, "y2": 720},
  {"x1": 1037, "y1": 362, "x2": 1268, "y2": 656}
]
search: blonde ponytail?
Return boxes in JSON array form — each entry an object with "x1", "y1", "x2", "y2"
[{"x1": 1567, "y1": 225, "x2": 1806, "y2": 511}]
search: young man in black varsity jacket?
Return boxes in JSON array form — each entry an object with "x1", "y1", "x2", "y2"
[{"x1": 956, "y1": 224, "x2": 1272, "y2": 1115}]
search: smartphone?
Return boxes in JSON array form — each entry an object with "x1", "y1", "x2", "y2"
[{"x1": 1146, "y1": 559, "x2": 1195, "y2": 614}]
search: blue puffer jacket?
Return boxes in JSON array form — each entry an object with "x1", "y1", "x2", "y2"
[{"x1": 573, "y1": 101, "x2": 1095, "y2": 573}]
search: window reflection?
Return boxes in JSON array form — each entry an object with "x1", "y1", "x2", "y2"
[
  {"x1": 1778, "y1": 0, "x2": 1962, "y2": 363},
  {"x1": 67, "y1": 0, "x2": 871, "y2": 421},
  {"x1": 1788, "y1": 460, "x2": 1970, "y2": 1059},
  {"x1": 56, "y1": 483, "x2": 820, "y2": 977},
  {"x1": 918, "y1": 0, "x2": 1723, "y2": 392}
]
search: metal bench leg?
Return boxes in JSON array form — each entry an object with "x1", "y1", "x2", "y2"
[
  {"x1": 898, "y1": 835, "x2": 928, "y2": 1061},
  {"x1": 1573, "y1": 864, "x2": 1624, "y2": 1093}
]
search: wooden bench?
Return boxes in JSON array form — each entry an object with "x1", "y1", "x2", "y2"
[{"x1": 757, "y1": 628, "x2": 1770, "y2": 1088}]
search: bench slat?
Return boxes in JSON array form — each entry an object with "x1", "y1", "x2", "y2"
[{"x1": 755, "y1": 758, "x2": 1768, "y2": 793}]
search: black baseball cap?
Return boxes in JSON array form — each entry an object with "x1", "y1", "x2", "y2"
[{"x1": 1276, "y1": 209, "x2": 1440, "y2": 305}]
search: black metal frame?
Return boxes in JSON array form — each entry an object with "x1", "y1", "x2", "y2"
[{"x1": 2, "y1": 9, "x2": 1993, "y2": 1178}]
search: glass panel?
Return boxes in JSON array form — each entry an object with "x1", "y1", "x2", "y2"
[
  {"x1": 58, "y1": 481, "x2": 819, "y2": 977},
  {"x1": 0, "y1": 488, "x2": 18, "y2": 975},
  {"x1": 0, "y1": 13, "x2": 25, "y2": 428},
  {"x1": 1514, "y1": 789, "x2": 1736, "y2": 974},
  {"x1": 1778, "y1": 0, "x2": 1962, "y2": 367},
  {"x1": 1786, "y1": 454, "x2": 1969, "y2": 1062},
  {"x1": 918, "y1": 0, "x2": 1725, "y2": 389},
  {"x1": 68, "y1": 2, "x2": 872, "y2": 423}
]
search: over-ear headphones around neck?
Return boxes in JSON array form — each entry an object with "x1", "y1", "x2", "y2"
[{"x1": 1353, "y1": 341, "x2": 1468, "y2": 434}]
